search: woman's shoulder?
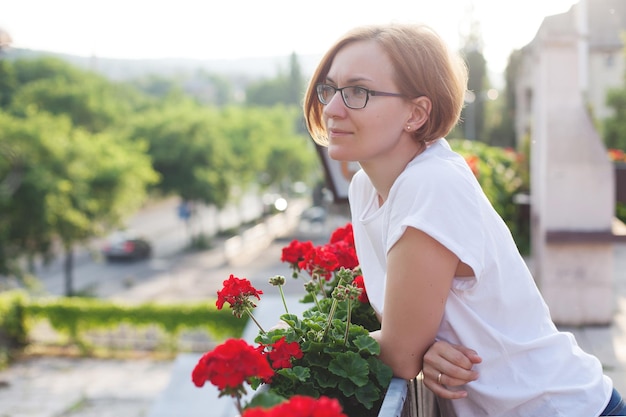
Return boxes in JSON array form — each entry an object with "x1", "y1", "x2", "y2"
[
  {"x1": 399, "y1": 146, "x2": 475, "y2": 190},
  {"x1": 348, "y1": 168, "x2": 373, "y2": 201},
  {"x1": 390, "y1": 143, "x2": 482, "y2": 211}
]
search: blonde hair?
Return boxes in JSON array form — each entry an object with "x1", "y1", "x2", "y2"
[{"x1": 303, "y1": 24, "x2": 468, "y2": 146}]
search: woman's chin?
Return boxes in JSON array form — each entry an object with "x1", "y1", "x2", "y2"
[{"x1": 327, "y1": 145, "x2": 352, "y2": 162}]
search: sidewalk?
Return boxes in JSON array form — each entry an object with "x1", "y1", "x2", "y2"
[{"x1": 0, "y1": 233, "x2": 625, "y2": 416}]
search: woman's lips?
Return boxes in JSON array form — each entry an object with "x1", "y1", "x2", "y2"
[{"x1": 328, "y1": 128, "x2": 352, "y2": 138}]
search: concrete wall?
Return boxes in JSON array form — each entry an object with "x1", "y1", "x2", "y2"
[{"x1": 530, "y1": 28, "x2": 616, "y2": 326}]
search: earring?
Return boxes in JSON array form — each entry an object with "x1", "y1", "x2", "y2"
[{"x1": 406, "y1": 125, "x2": 412, "y2": 131}]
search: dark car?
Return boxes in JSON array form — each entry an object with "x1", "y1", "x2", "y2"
[{"x1": 102, "y1": 231, "x2": 152, "y2": 261}]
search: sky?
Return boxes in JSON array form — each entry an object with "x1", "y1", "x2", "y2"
[{"x1": 1, "y1": 0, "x2": 577, "y2": 74}]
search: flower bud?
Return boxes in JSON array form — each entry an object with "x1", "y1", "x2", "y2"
[{"x1": 269, "y1": 275, "x2": 286, "y2": 286}]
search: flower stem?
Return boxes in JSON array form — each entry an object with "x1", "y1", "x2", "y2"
[
  {"x1": 312, "y1": 292, "x2": 322, "y2": 311},
  {"x1": 245, "y1": 308, "x2": 266, "y2": 334},
  {"x1": 321, "y1": 298, "x2": 338, "y2": 342},
  {"x1": 313, "y1": 272, "x2": 327, "y2": 298},
  {"x1": 344, "y1": 298, "x2": 352, "y2": 346},
  {"x1": 234, "y1": 395, "x2": 243, "y2": 415},
  {"x1": 278, "y1": 285, "x2": 289, "y2": 315}
]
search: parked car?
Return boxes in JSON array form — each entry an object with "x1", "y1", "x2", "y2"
[
  {"x1": 102, "y1": 231, "x2": 152, "y2": 261},
  {"x1": 301, "y1": 206, "x2": 327, "y2": 223}
]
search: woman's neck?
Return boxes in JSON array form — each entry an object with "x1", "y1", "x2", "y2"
[{"x1": 360, "y1": 140, "x2": 426, "y2": 205}]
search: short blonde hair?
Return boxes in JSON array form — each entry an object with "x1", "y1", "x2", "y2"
[{"x1": 303, "y1": 24, "x2": 468, "y2": 146}]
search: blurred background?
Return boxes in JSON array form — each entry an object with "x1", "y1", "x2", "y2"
[{"x1": 1, "y1": 1, "x2": 626, "y2": 416}]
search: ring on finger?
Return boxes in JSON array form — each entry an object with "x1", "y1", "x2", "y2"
[{"x1": 437, "y1": 372, "x2": 443, "y2": 385}]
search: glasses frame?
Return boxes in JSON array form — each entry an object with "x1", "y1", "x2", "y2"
[{"x1": 315, "y1": 83, "x2": 405, "y2": 109}]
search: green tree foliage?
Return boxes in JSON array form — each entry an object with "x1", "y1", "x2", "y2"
[
  {"x1": 458, "y1": 8, "x2": 488, "y2": 142},
  {"x1": 604, "y1": 88, "x2": 626, "y2": 151},
  {"x1": 8, "y1": 57, "x2": 151, "y2": 133},
  {"x1": 0, "y1": 110, "x2": 158, "y2": 294},
  {"x1": 485, "y1": 50, "x2": 521, "y2": 148},
  {"x1": 132, "y1": 70, "x2": 235, "y2": 106},
  {"x1": 130, "y1": 102, "x2": 316, "y2": 207},
  {"x1": 218, "y1": 105, "x2": 316, "y2": 189},
  {"x1": 0, "y1": 59, "x2": 16, "y2": 108},
  {"x1": 245, "y1": 52, "x2": 305, "y2": 106},
  {"x1": 451, "y1": 139, "x2": 529, "y2": 253},
  {"x1": 460, "y1": 49, "x2": 488, "y2": 141},
  {"x1": 130, "y1": 100, "x2": 235, "y2": 207},
  {"x1": 1, "y1": 54, "x2": 318, "y2": 291}
]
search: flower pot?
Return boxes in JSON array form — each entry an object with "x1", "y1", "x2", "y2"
[{"x1": 378, "y1": 375, "x2": 447, "y2": 417}]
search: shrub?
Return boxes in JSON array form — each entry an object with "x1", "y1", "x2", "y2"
[
  {"x1": 0, "y1": 291, "x2": 247, "y2": 355},
  {"x1": 449, "y1": 140, "x2": 529, "y2": 253}
]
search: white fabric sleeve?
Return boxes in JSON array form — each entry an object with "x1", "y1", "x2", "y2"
[{"x1": 384, "y1": 160, "x2": 485, "y2": 288}]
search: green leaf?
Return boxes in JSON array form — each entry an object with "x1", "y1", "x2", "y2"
[
  {"x1": 328, "y1": 351, "x2": 370, "y2": 387},
  {"x1": 294, "y1": 382, "x2": 320, "y2": 398},
  {"x1": 354, "y1": 383, "x2": 381, "y2": 410},
  {"x1": 338, "y1": 378, "x2": 357, "y2": 396},
  {"x1": 277, "y1": 366, "x2": 310, "y2": 383},
  {"x1": 353, "y1": 334, "x2": 380, "y2": 355},
  {"x1": 367, "y1": 357, "x2": 393, "y2": 387},
  {"x1": 305, "y1": 351, "x2": 330, "y2": 368},
  {"x1": 312, "y1": 369, "x2": 338, "y2": 389},
  {"x1": 246, "y1": 390, "x2": 286, "y2": 409}
]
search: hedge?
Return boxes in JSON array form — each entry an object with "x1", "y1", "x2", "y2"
[{"x1": 0, "y1": 289, "x2": 247, "y2": 353}]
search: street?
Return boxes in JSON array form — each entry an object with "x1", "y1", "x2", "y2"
[
  {"x1": 24, "y1": 194, "x2": 349, "y2": 302},
  {"x1": 27, "y1": 194, "x2": 303, "y2": 298}
]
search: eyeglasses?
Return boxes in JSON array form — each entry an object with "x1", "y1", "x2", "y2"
[{"x1": 315, "y1": 83, "x2": 405, "y2": 109}]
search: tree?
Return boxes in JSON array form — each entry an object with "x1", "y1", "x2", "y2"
[
  {"x1": 0, "y1": 59, "x2": 16, "y2": 109},
  {"x1": 130, "y1": 100, "x2": 236, "y2": 208},
  {"x1": 9, "y1": 58, "x2": 150, "y2": 133},
  {"x1": 604, "y1": 88, "x2": 626, "y2": 152},
  {"x1": 458, "y1": 4, "x2": 488, "y2": 141},
  {"x1": 485, "y1": 50, "x2": 522, "y2": 148},
  {"x1": 132, "y1": 102, "x2": 316, "y2": 205},
  {"x1": 245, "y1": 52, "x2": 306, "y2": 107},
  {"x1": 0, "y1": 110, "x2": 158, "y2": 294},
  {"x1": 219, "y1": 105, "x2": 317, "y2": 192}
]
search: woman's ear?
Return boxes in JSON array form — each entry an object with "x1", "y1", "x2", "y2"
[{"x1": 406, "y1": 96, "x2": 432, "y2": 131}]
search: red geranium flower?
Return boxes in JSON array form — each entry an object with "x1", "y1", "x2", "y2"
[
  {"x1": 329, "y1": 223, "x2": 354, "y2": 246},
  {"x1": 298, "y1": 245, "x2": 339, "y2": 280},
  {"x1": 192, "y1": 338, "x2": 274, "y2": 397},
  {"x1": 281, "y1": 239, "x2": 314, "y2": 266},
  {"x1": 242, "y1": 395, "x2": 347, "y2": 417},
  {"x1": 240, "y1": 408, "x2": 269, "y2": 417},
  {"x1": 328, "y1": 240, "x2": 359, "y2": 270},
  {"x1": 464, "y1": 155, "x2": 480, "y2": 177},
  {"x1": 352, "y1": 275, "x2": 369, "y2": 304},
  {"x1": 267, "y1": 336, "x2": 303, "y2": 369},
  {"x1": 609, "y1": 148, "x2": 626, "y2": 162},
  {"x1": 216, "y1": 274, "x2": 263, "y2": 317}
]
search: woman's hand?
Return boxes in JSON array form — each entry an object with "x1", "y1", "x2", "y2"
[{"x1": 422, "y1": 340, "x2": 482, "y2": 399}]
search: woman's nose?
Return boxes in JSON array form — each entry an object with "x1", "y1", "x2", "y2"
[{"x1": 323, "y1": 91, "x2": 348, "y2": 118}]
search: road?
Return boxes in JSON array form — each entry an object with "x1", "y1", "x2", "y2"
[
  {"x1": 29, "y1": 195, "x2": 266, "y2": 297},
  {"x1": 28, "y1": 195, "x2": 349, "y2": 302}
]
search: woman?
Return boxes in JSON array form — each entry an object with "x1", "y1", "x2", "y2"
[{"x1": 303, "y1": 23, "x2": 625, "y2": 416}]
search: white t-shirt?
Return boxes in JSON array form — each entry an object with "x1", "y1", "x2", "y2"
[{"x1": 348, "y1": 138, "x2": 612, "y2": 417}]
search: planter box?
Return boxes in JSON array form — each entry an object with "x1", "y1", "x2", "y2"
[{"x1": 378, "y1": 374, "x2": 443, "y2": 417}]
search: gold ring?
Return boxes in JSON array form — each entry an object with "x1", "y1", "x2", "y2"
[{"x1": 437, "y1": 372, "x2": 443, "y2": 384}]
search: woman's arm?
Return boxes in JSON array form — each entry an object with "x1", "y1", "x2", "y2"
[{"x1": 371, "y1": 227, "x2": 458, "y2": 380}]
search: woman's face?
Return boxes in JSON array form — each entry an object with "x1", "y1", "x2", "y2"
[{"x1": 322, "y1": 40, "x2": 415, "y2": 164}]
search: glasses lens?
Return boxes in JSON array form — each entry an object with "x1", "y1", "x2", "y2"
[
  {"x1": 316, "y1": 84, "x2": 336, "y2": 104},
  {"x1": 342, "y1": 86, "x2": 368, "y2": 109}
]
